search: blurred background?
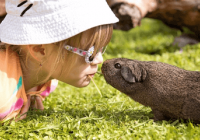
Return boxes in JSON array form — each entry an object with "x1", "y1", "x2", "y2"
[{"x1": 1, "y1": 0, "x2": 200, "y2": 139}]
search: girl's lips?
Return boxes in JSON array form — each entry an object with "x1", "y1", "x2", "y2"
[{"x1": 88, "y1": 73, "x2": 96, "y2": 78}]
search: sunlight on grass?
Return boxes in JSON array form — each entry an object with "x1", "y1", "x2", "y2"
[{"x1": 1, "y1": 18, "x2": 200, "y2": 139}]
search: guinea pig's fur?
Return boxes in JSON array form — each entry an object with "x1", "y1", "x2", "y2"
[{"x1": 101, "y1": 58, "x2": 200, "y2": 123}]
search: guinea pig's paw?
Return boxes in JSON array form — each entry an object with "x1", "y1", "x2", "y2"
[{"x1": 152, "y1": 110, "x2": 169, "y2": 122}]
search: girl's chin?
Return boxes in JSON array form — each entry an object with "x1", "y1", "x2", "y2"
[
  {"x1": 73, "y1": 80, "x2": 91, "y2": 88},
  {"x1": 61, "y1": 76, "x2": 91, "y2": 87}
]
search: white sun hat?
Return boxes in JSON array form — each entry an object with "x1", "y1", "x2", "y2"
[{"x1": 0, "y1": 0, "x2": 119, "y2": 45}]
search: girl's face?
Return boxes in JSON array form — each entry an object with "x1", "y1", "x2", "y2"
[
  {"x1": 48, "y1": 28, "x2": 105, "y2": 87},
  {"x1": 54, "y1": 50, "x2": 103, "y2": 87}
]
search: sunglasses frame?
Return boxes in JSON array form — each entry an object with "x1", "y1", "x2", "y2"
[{"x1": 64, "y1": 45, "x2": 107, "y2": 63}]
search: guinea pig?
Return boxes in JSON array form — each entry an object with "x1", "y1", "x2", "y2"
[{"x1": 101, "y1": 58, "x2": 200, "y2": 123}]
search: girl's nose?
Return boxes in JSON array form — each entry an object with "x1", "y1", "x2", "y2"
[{"x1": 91, "y1": 52, "x2": 103, "y2": 65}]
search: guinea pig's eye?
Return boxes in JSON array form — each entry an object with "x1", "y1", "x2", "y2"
[{"x1": 114, "y1": 63, "x2": 121, "y2": 69}]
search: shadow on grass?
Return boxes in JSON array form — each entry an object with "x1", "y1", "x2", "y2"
[
  {"x1": 112, "y1": 19, "x2": 179, "y2": 42},
  {"x1": 109, "y1": 18, "x2": 182, "y2": 56},
  {"x1": 26, "y1": 107, "x2": 153, "y2": 124},
  {"x1": 25, "y1": 107, "x2": 200, "y2": 127},
  {"x1": 135, "y1": 44, "x2": 181, "y2": 55}
]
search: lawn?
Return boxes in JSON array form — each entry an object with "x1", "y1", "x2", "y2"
[{"x1": 1, "y1": 18, "x2": 200, "y2": 139}]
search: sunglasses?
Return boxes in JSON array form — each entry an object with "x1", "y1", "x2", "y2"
[{"x1": 64, "y1": 45, "x2": 107, "y2": 63}]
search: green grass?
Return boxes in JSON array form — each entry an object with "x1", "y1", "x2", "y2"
[{"x1": 1, "y1": 18, "x2": 200, "y2": 139}]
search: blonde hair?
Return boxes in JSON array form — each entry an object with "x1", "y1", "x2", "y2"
[
  {"x1": 1, "y1": 24, "x2": 113, "y2": 85},
  {"x1": 55, "y1": 24, "x2": 113, "y2": 76}
]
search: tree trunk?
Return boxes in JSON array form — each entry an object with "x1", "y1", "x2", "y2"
[
  {"x1": 107, "y1": 0, "x2": 200, "y2": 39},
  {"x1": 107, "y1": 0, "x2": 157, "y2": 30},
  {"x1": 147, "y1": 0, "x2": 200, "y2": 39}
]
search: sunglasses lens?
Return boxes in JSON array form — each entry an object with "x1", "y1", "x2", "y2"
[
  {"x1": 89, "y1": 56, "x2": 94, "y2": 62},
  {"x1": 85, "y1": 46, "x2": 108, "y2": 63}
]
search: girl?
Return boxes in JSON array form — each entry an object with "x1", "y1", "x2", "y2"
[{"x1": 0, "y1": 0, "x2": 118, "y2": 121}]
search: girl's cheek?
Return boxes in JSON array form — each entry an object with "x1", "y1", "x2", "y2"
[{"x1": 92, "y1": 52, "x2": 103, "y2": 64}]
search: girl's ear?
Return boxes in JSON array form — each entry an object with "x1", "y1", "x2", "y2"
[
  {"x1": 32, "y1": 45, "x2": 45, "y2": 55},
  {"x1": 28, "y1": 45, "x2": 46, "y2": 61}
]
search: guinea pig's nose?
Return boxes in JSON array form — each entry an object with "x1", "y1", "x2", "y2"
[
  {"x1": 101, "y1": 62, "x2": 107, "y2": 74},
  {"x1": 102, "y1": 60, "x2": 111, "y2": 72}
]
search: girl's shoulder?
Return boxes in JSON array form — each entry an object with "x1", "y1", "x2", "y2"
[
  {"x1": 0, "y1": 47, "x2": 21, "y2": 82},
  {"x1": 0, "y1": 47, "x2": 23, "y2": 97},
  {"x1": 0, "y1": 48, "x2": 25, "y2": 121}
]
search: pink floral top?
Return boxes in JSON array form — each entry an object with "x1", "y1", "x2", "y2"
[{"x1": 0, "y1": 47, "x2": 58, "y2": 121}]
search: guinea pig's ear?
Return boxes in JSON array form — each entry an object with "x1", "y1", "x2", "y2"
[
  {"x1": 141, "y1": 68, "x2": 147, "y2": 82},
  {"x1": 134, "y1": 63, "x2": 147, "y2": 82},
  {"x1": 121, "y1": 66, "x2": 136, "y2": 83}
]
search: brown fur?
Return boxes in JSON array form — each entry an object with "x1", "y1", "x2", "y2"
[{"x1": 102, "y1": 58, "x2": 200, "y2": 122}]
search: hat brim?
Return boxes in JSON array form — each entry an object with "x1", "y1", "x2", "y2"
[{"x1": 0, "y1": 0, "x2": 118, "y2": 45}]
